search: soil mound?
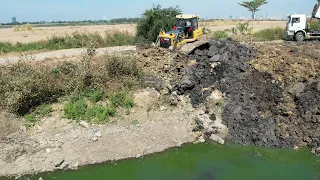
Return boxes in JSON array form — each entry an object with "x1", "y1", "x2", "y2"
[
  {"x1": 169, "y1": 40, "x2": 320, "y2": 151},
  {"x1": 173, "y1": 39, "x2": 256, "y2": 106}
]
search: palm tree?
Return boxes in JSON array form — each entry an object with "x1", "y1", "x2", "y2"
[{"x1": 239, "y1": 0, "x2": 268, "y2": 19}]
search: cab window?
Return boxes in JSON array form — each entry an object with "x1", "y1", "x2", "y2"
[{"x1": 292, "y1": 18, "x2": 300, "y2": 23}]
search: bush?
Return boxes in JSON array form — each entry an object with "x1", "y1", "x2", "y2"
[
  {"x1": 212, "y1": 31, "x2": 229, "y2": 40},
  {"x1": 104, "y1": 55, "x2": 142, "y2": 78},
  {"x1": 136, "y1": 4, "x2": 182, "y2": 43},
  {"x1": 24, "y1": 104, "x2": 53, "y2": 127},
  {"x1": 109, "y1": 90, "x2": 135, "y2": 108},
  {"x1": 253, "y1": 27, "x2": 286, "y2": 41},
  {"x1": 0, "y1": 63, "x2": 62, "y2": 115},
  {"x1": 62, "y1": 89, "x2": 133, "y2": 123}
]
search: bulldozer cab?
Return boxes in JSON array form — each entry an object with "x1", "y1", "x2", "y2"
[{"x1": 175, "y1": 14, "x2": 200, "y2": 39}]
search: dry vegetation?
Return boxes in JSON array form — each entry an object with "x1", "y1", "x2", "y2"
[{"x1": 0, "y1": 48, "x2": 143, "y2": 126}]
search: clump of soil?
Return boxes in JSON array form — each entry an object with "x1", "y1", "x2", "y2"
[{"x1": 136, "y1": 47, "x2": 190, "y2": 91}]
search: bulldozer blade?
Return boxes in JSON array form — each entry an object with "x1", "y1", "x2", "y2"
[{"x1": 178, "y1": 40, "x2": 210, "y2": 55}]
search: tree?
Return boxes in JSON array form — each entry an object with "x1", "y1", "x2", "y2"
[
  {"x1": 239, "y1": 0, "x2": 268, "y2": 19},
  {"x1": 136, "y1": 4, "x2": 182, "y2": 43}
]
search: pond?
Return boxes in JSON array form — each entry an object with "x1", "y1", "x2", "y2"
[{"x1": 2, "y1": 142, "x2": 320, "y2": 180}]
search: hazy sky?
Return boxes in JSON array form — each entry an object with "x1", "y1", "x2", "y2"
[{"x1": 0, "y1": 0, "x2": 316, "y2": 22}]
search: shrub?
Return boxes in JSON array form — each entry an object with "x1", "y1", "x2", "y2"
[
  {"x1": 104, "y1": 55, "x2": 142, "y2": 78},
  {"x1": 0, "y1": 63, "x2": 62, "y2": 115},
  {"x1": 85, "y1": 105, "x2": 116, "y2": 123},
  {"x1": 136, "y1": 4, "x2": 182, "y2": 43},
  {"x1": 63, "y1": 97, "x2": 87, "y2": 121},
  {"x1": 24, "y1": 104, "x2": 53, "y2": 127},
  {"x1": 253, "y1": 27, "x2": 286, "y2": 41},
  {"x1": 25, "y1": 24, "x2": 32, "y2": 31},
  {"x1": 109, "y1": 90, "x2": 135, "y2": 108},
  {"x1": 212, "y1": 31, "x2": 229, "y2": 40}
]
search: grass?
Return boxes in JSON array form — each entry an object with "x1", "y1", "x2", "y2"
[
  {"x1": 253, "y1": 27, "x2": 286, "y2": 41},
  {"x1": 0, "y1": 31, "x2": 136, "y2": 54},
  {"x1": 63, "y1": 89, "x2": 133, "y2": 123},
  {"x1": 24, "y1": 104, "x2": 53, "y2": 127},
  {"x1": 211, "y1": 31, "x2": 229, "y2": 40}
]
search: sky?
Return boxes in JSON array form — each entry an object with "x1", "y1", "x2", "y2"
[{"x1": 0, "y1": 0, "x2": 316, "y2": 22}]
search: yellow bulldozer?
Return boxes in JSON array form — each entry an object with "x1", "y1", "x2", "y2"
[{"x1": 154, "y1": 14, "x2": 209, "y2": 55}]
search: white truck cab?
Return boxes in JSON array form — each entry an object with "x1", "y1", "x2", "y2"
[{"x1": 286, "y1": 14, "x2": 308, "y2": 41}]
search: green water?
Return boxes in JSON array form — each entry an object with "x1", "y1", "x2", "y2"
[{"x1": 3, "y1": 142, "x2": 320, "y2": 180}]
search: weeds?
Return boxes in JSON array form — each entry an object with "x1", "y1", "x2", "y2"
[
  {"x1": 211, "y1": 31, "x2": 229, "y2": 40},
  {"x1": 253, "y1": 27, "x2": 286, "y2": 41},
  {"x1": 0, "y1": 31, "x2": 136, "y2": 55},
  {"x1": 13, "y1": 24, "x2": 33, "y2": 32},
  {"x1": 62, "y1": 89, "x2": 133, "y2": 123},
  {"x1": 105, "y1": 55, "x2": 142, "y2": 78},
  {"x1": 109, "y1": 90, "x2": 135, "y2": 109},
  {"x1": 24, "y1": 104, "x2": 53, "y2": 127}
]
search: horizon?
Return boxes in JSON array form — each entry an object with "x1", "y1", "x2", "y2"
[{"x1": 0, "y1": 0, "x2": 317, "y2": 23}]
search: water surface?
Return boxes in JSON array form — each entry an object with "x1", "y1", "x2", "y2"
[{"x1": 3, "y1": 142, "x2": 320, "y2": 180}]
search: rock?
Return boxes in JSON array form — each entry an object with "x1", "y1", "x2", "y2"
[
  {"x1": 160, "y1": 106, "x2": 167, "y2": 111},
  {"x1": 39, "y1": 177, "x2": 44, "y2": 180},
  {"x1": 209, "y1": 54, "x2": 220, "y2": 62},
  {"x1": 71, "y1": 162, "x2": 79, "y2": 169},
  {"x1": 293, "y1": 146, "x2": 299, "y2": 150},
  {"x1": 209, "y1": 114, "x2": 216, "y2": 121},
  {"x1": 79, "y1": 121, "x2": 89, "y2": 128},
  {"x1": 45, "y1": 148, "x2": 51, "y2": 153},
  {"x1": 54, "y1": 159, "x2": 65, "y2": 167},
  {"x1": 209, "y1": 134, "x2": 225, "y2": 145},
  {"x1": 198, "y1": 136, "x2": 206, "y2": 143},
  {"x1": 91, "y1": 137, "x2": 99, "y2": 142},
  {"x1": 95, "y1": 131, "x2": 102, "y2": 138},
  {"x1": 288, "y1": 82, "x2": 305, "y2": 96},
  {"x1": 317, "y1": 82, "x2": 320, "y2": 92}
]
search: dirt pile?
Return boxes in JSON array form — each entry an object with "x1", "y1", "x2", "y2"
[
  {"x1": 136, "y1": 46, "x2": 189, "y2": 92},
  {"x1": 252, "y1": 42, "x2": 320, "y2": 154},
  {"x1": 172, "y1": 40, "x2": 256, "y2": 106},
  {"x1": 165, "y1": 40, "x2": 320, "y2": 152}
]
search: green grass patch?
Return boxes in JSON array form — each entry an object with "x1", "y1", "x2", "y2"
[
  {"x1": 0, "y1": 31, "x2": 136, "y2": 55},
  {"x1": 253, "y1": 27, "x2": 286, "y2": 41},
  {"x1": 109, "y1": 90, "x2": 135, "y2": 109},
  {"x1": 62, "y1": 88, "x2": 134, "y2": 123},
  {"x1": 24, "y1": 104, "x2": 53, "y2": 127},
  {"x1": 211, "y1": 31, "x2": 229, "y2": 40}
]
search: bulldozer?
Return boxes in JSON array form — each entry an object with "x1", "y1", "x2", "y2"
[{"x1": 154, "y1": 14, "x2": 209, "y2": 55}]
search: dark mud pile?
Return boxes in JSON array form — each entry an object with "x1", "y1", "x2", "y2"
[
  {"x1": 172, "y1": 39, "x2": 320, "y2": 150},
  {"x1": 173, "y1": 40, "x2": 256, "y2": 106}
]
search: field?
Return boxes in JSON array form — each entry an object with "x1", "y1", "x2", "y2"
[{"x1": 0, "y1": 20, "x2": 285, "y2": 43}]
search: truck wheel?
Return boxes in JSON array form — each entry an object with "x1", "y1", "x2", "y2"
[{"x1": 295, "y1": 32, "x2": 305, "y2": 42}]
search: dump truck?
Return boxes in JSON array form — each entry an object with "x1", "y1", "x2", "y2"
[{"x1": 286, "y1": 1, "x2": 320, "y2": 41}]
